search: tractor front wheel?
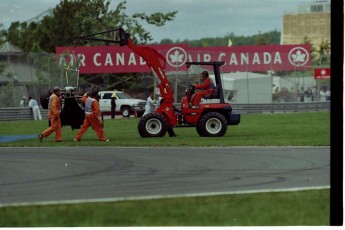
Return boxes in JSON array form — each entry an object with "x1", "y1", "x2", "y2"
[
  {"x1": 138, "y1": 113, "x2": 168, "y2": 137},
  {"x1": 196, "y1": 112, "x2": 227, "y2": 137}
]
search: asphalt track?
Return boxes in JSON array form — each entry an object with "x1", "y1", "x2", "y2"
[{"x1": 0, "y1": 146, "x2": 330, "y2": 207}]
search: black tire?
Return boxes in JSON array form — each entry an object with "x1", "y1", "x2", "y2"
[
  {"x1": 136, "y1": 111, "x2": 144, "y2": 118},
  {"x1": 138, "y1": 113, "x2": 167, "y2": 138},
  {"x1": 40, "y1": 90, "x2": 52, "y2": 109},
  {"x1": 196, "y1": 112, "x2": 228, "y2": 137},
  {"x1": 121, "y1": 106, "x2": 131, "y2": 118}
]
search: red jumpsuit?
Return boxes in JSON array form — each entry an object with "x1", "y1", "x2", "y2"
[
  {"x1": 191, "y1": 77, "x2": 214, "y2": 106},
  {"x1": 41, "y1": 93, "x2": 62, "y2": 141},
  {"x1": 74, "y1": 95, "x2": 107, "y2": 141}
]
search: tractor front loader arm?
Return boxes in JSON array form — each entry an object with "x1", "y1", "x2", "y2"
[{"x1": 75, "y1": 28, "x2": 176, "y2": 126}]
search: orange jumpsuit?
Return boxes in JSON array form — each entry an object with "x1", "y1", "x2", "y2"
[
  {"x1": 41, "y1": 93, "x2": 62, "y2": 141},
  {"x1": 191, "y1": 77, "x2": 214, "y2": 106},
  {"x1": 75, "y1": 95, "x2": 107, "y2": 141}
]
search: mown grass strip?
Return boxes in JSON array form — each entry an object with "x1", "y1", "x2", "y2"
[{"x1": 0, "y1": 189, "x2": 329, "y2": 226}]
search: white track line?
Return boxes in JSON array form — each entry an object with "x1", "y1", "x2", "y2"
[{"x1": 0, "y1": 185, "x2": 330, "y2": 208}]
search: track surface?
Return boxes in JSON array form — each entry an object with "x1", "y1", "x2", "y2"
[{"x1": 0, "y1": 147, "x2": 329, "y2": 206}]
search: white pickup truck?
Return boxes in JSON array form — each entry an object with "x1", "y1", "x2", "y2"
[{"x1": 98, "y1": 91, "x2": 146, "y2": 117}]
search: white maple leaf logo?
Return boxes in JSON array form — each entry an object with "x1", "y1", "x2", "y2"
[
  {"x1": 291, "y1": 50, "x2": 306, "y2": 63},
  {"x1": 166, "y1": 47, "x2": 187, "y2": 68},
  {"x1": 288, "y1": 47, "x2": 309, "y2": 67},
  {"x1": 169, "y1": 50, "x2": 184, "y2": 63}
]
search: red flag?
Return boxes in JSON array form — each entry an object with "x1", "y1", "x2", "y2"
[{"x1": 314, "y1": 68, "x2": 331, "y2": 80}]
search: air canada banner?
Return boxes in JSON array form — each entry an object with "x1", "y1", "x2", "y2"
[
  {"x1": 314, "y1": 68, "x2": 331, "y2": 80},
  {"x1": 56, "y1": 44, "x2": 311, "y2": 74}
]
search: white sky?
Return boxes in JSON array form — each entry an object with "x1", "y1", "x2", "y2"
[{"x1": 0, "y1": 0, "x2": 323, "y2": 42}]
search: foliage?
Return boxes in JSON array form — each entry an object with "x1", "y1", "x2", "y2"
[
  {"x1": 162, "y1": 30, "x2": 281, "y2": 47},
  {"x1": 301, "y1": 35, "x2": 330, "y2": 67},
  {"x1": 0, "y1": 2, "x2": 330, "y2": 90},
  {"x1": 0, "y1": 82, "x2": 16, "y2": 107},
  {"x1": 2, "y1": 0, "x2": 177, "y2": 53},
  {"x1": 0, "y1": 0, "x2": 177, "y2": 91}
]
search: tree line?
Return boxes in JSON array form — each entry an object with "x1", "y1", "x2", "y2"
[
  {"x1": 0, "y1": 0, "x2": 177, "y2": 53},
  {"x1": 0, "y1": 0, "x2": 330, "y2": 94}
]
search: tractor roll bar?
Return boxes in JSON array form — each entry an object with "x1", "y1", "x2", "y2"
[
  {"x1": 186, "y1": 61, "x2": 225, "y2": 67},
  {"x1": 186, "y1": 61, "x2": 226, "y2": 104}
]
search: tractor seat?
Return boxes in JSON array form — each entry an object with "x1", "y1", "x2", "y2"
[
  {"x1": 203, "y1": 86, "x2": 219, "y2": 99},
  {"x1": 200, "y1": 98, "x2": 221, "y2": 104}
]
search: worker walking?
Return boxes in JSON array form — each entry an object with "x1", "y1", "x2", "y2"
[
  {"x1": 143, "y1": 93, "x2": 154, "y2": 116},
  {"x1": 38, "y1": 86, "x2": 62, "y2": 142},
  {"x1": 74, "y1": 91, "x2": 109, "y2": 142}
]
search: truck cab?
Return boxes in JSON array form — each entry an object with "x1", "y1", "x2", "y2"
[{"x1": 98, "y1": 91, "x2": 146, "y2": 117}]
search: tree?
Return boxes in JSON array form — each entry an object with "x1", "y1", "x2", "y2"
[
  {"x1": 0, "y1": 23, "x2": 6, "y2": 43},
  {"x1": 30, "y1": 0, "x2": 177, "y2": 52},
  {"x1": 2, "y1": 0, "x2": 177, "y2": 92},
  {"x1": 318, "y1": 38, "x2": 330, "y2": 66}
]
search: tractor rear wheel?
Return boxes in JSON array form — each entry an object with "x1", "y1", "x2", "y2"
[
  {"x1": 138, "y1": 113, "x2": 168, "y2": 137},
  {"x1": 196, "y1": 112, "x2": 227, "y2": 137}
]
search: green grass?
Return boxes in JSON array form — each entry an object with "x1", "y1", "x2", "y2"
[
  {"x1": 0, "y1": 189, "x2": 329, "y2": 226},
  {"x1": 0, "y1": 112, "x2": 331, "y2": 226},
  {"x1": 0, "y1": 112, "x2": 330, "y2": 147}
]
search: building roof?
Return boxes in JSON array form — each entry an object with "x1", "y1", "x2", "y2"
[
  {"x1": 2, "y1": 63, "x2": 49, "y2": 83},
  {"x1": 0, "y1": 73, "x2": 9, "y2": 83},
  {"x1": 0, "y1": 42, "x2": 23, "y2": 54}
]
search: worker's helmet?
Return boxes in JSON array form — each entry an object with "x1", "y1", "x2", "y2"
[
  {"x1": 90, "y1": 91, "x2": 99, "y2": 99},
  {"x1": 53, "y1": 86, "x2": 60, "y2": 93},
  {"x1": 201, "y1": 71, "x2": 209, "y2": 79}
]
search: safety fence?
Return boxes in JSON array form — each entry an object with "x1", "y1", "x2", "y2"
[
  {"x1": 0, "y1": 102, "x2": 330, "y2": 121},
  {"x1": 0, "y1": 50, "x2": 331, "y2": 108},
  {"x1": 229, "y1": 102, "x2": 330, "y2": 114}
]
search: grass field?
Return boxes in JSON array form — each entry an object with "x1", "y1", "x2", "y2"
[
  {"x1": 0, "y1": 112, "x2": 330, "y2": 147},
  {"x1": 0, "y1": 112, "x2": 331, "y2": 226}
]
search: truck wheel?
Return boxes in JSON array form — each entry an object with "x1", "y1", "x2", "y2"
[
  {"x1": 196, "y1": 112, "x2": 227, "y2": 137},
  {"x1": 138, "y1": 113, "x2": 167, "y2": 137},
  {"x1": 121, "y1": 106, "x2": 131, "y2": 118}
]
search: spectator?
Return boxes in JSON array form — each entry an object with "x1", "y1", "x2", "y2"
[
  {"x1": 320, "y1": 88, "x2": 327, "y2": 102},
  {"x1": 273, "y1": 87, "x2": 279, "y2": 102},
  {"x1": 304, "y1": 87, "x2": 312, "y2": 102},
  {"x1": 20, "y1": 97, "x2": 27, "y2": 107},
  {"x1": 299, "y1": 87, "x2": 304, "y2": 102},
  {"x1": 28, "y1": 96, "x2": 42, "y2": 120},
  {"x1": 111, "y1": 93, "x2": 117, "y2": 119},
  {"x1": 326, "y1": 88, "x2": 331, "y2": 101},
  {"x1": 311, "y1": 86, "x2": 317, "y2": 101},
  {"x1": 143, "y1": 93, "x2": 154, "y2": 116}
]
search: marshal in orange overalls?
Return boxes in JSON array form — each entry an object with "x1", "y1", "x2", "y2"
[
  {"x1": 74, "y1": 93, "x2": 108, "y2": 141},
  {"x1": 40, "y1": 88, "x2": 62, "y2": 142}
]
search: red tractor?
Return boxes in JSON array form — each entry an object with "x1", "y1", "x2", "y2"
[
  {"x1": 138, "y1": 61, "x2": 240, "y2": 137},
  {"x1": 77, "y1": 28, "x2": 240, "y2": 137}
]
